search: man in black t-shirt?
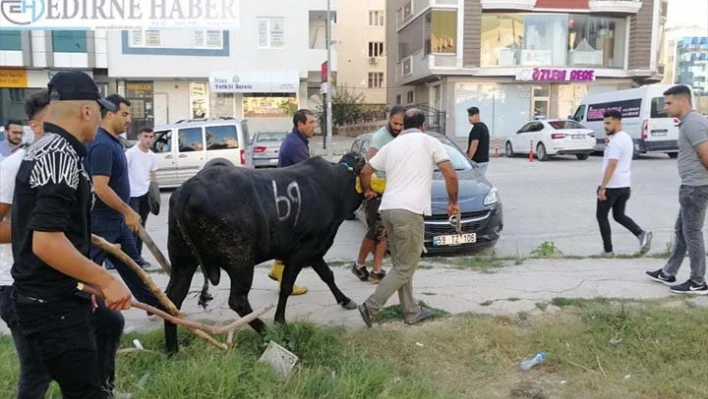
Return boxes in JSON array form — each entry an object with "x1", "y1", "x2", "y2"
[
  {"x1": 11, "y1": 71, "x2": 132, "y2": 399},
  {"x1": 466, "y1": 107, "x2": 490, "y2": 176}
]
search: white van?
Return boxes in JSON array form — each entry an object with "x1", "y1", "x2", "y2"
[
  {"x1": 151, "y1": 117, "x2": 251, "y2": 188},
  {"x1": 571, "y1": 84, "x2": 691, "y2": 158}
]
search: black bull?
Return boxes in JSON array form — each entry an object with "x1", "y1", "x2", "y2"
[{"x1": 164, "y1": 152, "x2": 366, "y2": 353}]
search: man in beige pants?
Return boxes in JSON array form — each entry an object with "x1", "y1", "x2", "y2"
[{"x1": 357, "y1": 109, "x2": 459, "y2": 326}]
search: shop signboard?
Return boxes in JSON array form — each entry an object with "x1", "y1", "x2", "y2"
[{"x1": 515, "y1": 68, "x2": 596, "y2": 83}]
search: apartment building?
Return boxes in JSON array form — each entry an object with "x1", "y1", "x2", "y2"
[
  {"x1": 336, "y1": 0, "x2": 387, "y2": 107},
  {"x1": 92, "y1": 0, "x2": 336, "y2": 138},
  {"x1": 0, "y1": 30, "x2": 109, "y2": 123},
  {"x1": 662, "y1": 26, "x2": 708, "y2": 114},
  {"x1": 386, "y1": 0, "x2": 668, "y2": 138}
]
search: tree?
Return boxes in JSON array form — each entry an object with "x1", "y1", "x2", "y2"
[{"x1": 314, "y1": 85, "x2": 367, "y2": 132}]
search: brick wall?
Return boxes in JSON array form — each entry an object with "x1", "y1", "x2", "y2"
[
  {"x1": 336, "y1": 120, "x2": 386, "y2": 137},
  {"x1": 628, "y1": 0, "x2": 655, "y2": 70}
]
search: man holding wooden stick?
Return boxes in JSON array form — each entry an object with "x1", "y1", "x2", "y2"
[{"x1": 10, "y1": 71, "x2": 132, "y2": 399}]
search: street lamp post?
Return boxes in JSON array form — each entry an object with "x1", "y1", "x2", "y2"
[{"x1": 325, "y1": 0, "x2": 334, "y2": 159}]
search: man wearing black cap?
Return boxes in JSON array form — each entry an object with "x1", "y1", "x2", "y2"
[{"x1": 10, "y1": 71, "x2": 132, "y2": 399}]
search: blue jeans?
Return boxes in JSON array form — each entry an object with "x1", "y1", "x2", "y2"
[
  {"x1": 663, "y1": 185, "x2": 708, "y2": 285},
  {"x1": 0, "y1": 286, "x2": 51, "y2": 399},
  {"x1": 90, "y1": 218, "x2": 161, "y2": 308}
]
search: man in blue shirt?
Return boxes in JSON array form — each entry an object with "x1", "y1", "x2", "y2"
[
  {"x1": 268, "y1": 109, "x2": 317, "y2": 295},
  {"x1": 86, "y1": 94, "x2": 161, "y2": 313}
]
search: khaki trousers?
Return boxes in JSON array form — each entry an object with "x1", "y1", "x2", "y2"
[{"x1": 364, "y1": 209, "x2": 424, "y2": 320}]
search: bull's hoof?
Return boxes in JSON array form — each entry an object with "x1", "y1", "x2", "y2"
[{"x1": 340, "y1": 299, "x2": 357, "y2": 310}]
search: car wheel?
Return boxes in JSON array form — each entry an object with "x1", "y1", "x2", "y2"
[
  {"x1": 668, "y1": 152, "x2": 678, "y2": 159},
  {"x1": 536, "y1": 143, "x2": 550, "y2": 162},
  {"x1": 505, "y1": 141, "x2": 514, "y2": 158},
  {"x1": 576, "y1": 153, "x2": 590, "y2": 160}
]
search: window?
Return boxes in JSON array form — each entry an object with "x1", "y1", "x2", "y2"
[
  {"x1": 256, "y1": 132, "x2": 288, "y2": 144},
  {"x1": 547, "y1": 120, "x2": 585, "y2": 130},
  {"x1": 369, "y1": 42, "x2": 384, "y2": 57},
  {"x1": 651, "y1": 97, "x2": 669, "y2": 118},
  {"x1": 407, "y1": 91, "x2": 414, "y2": 104},
  {"x1": 568, "y1": 15, "x2": 626, "y2": 68},
  {"x1": 190, "y1": 82, "x2": 209, "y2": 119},
  {"x1": 0, "y1": 31, "x2": 21, "y2": 51},
  {"x1": 481, "y1": 14, "x2": 626, "y2": 68},
  {"x1": 436, "y1": 143, "x2": 473, "y2": 171},
  {"x1": 178, "y1": 127, "x2": 204, "y2": 152},
  {"x1": 258, "y1": 18, "x2": 285, "y2": 48},
  {"x1": 243, "y1": 94, "x2": 297, "y2": 118},
  {"x1": 369, "y1": 10, "x2": 384, "y2": 26},
  {"x1": 368, "y1": 72, "x2": 384, "y2": 88},
  {"x1": 395, "y1": 94, "x2": 402, "y2": 104},
  {"x1": 194, "y1": 30, "x2": 223, "y2": 48},
  {"x1": 206, "y1": 125, "x2": 239, "y2": 150},
  {"x1": 398, "y1": 14, "x2": 425, "y2": 61},
  {"x1": 153, "y1": 131, "x2": 173, "y2": 153},
  {"x1": 130, "y1": 29, "x2": 161, "y2": 47},
  {"x1": 572, "y1": 105, "x2": 586, "y2": 122},
  {"x1": 425, "y1": 10, "x2": 457, "y2": 54},
  {"x1": 52, "y1": 31, "x2": 88, "y2": 52},
  {"x1": 402, "y1": 1, "x2": 413, "y2": 20}
]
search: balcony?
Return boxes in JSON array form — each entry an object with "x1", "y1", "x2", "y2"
[
  {"x1": 397, "y1": 49, "x2": 431, "y2": 85},
  {"x1": 588, "y1": 0, "x2": 643, "y2": 14},
  {"x1": 480, "y1": 0, "x2": 536, "y2": 10}
]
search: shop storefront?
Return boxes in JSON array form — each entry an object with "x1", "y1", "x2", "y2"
[
  {"x1": 0, "y1": 69, "x2": 94, "y2": 125},
  {"x1": 452, "y1": 68, "x2": 633, "y2": 138},
  {"x1": 208, "y1": 70, "x2": 301, "y2": 133}
]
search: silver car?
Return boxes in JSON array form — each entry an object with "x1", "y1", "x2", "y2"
[{"x1": 250, "y1": 131, "x2": 288, "y2": 168}]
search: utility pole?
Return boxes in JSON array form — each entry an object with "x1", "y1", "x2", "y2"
[{"x1": 325, "y1": 0, "x2": 334, "y2": 159}]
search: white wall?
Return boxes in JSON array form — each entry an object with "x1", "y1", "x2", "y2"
[{"x1": 106, "y1": 0, "x2": 338, "y2": 79}]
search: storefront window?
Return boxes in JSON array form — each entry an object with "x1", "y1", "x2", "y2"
[
  {"x1": 0, "y1": 31, "x2": 22, "y2": 51},
  {"x1": 190, "y1": 82, "x2": 209, "y2": 119},
  {"x1": 568, "y1": 15, "x2": 626, "y2": 68},
  {"x1": 243, "y1": 94, "x2": 297, "y2": 118},
  {"x1": 425, "y1": 10, "x2": 457, "y2": 55},
  {"x1": 481, "y1": 14, "x2": 627, "y2": 68},
  {"x1": 52, "y1": 31, "x2": 87, "y2": 53}
]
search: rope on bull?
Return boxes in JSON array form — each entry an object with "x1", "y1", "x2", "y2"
[{"x1": 90, "y1": 233, "x2": 272, "y2": 350}]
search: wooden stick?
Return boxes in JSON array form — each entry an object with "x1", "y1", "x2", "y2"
[
  {"x1": 137, "y1": 225, "x2": 171, "y2": 274},
  {"x1": 596, "y1": 354, "x2": 607, "y2": 377},
  {"x1": 79, "y1": 283, "x2": 272, "y2": 336},
  {"x1": 90, "y1": 233, "x2": 224, "y2": 350}
]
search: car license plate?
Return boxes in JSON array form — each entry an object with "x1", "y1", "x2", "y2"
[
  {"x1": 269, "y1": 158, "x2": 278, "y2": 163},
  {"x1": 572, "y1": 134, "x2": 585, "y2": 139},
  {"x1": 433, "y1": 233, "x2": 476, "y2": 246},
  {"x1": 652, "y1": 130, "x2": 667, "y2": 137}
]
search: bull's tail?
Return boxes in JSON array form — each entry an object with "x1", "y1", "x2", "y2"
[{"x1": 175, "y1": 189, "x2": 214, "y2": 310}]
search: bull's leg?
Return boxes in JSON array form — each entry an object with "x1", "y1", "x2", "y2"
[
  {"x1": 226, "y1": 267, "x2": 267, "y2": 335},
  {"x1": 274, "y1": 261, "x2": 304, "y2": 324},
  {"x1": 164, "y1": 262, "x2": 199, "y2": 354},
  {"x1": 311, "y1": 258, "x2": 357, "y2": 310}
]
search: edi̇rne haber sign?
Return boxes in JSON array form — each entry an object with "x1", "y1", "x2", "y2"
[
  {"x1": 0, "y1": 0, "x2": 240, "y2": 29},
  {"x1": 516, "y1": 68, "x2": 596, "y2": 83}
]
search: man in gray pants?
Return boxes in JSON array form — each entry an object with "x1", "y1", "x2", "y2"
[
  {"x1": 357, "y1": 109, "x2": 459, "y2": 326},
  {"x1": 647, "y1": 85, "x2": 708, "y2": 294}
]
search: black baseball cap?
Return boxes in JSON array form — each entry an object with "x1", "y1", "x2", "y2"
[{"x1": 47, "y1": 71, "x2": 116, "y2": 112}]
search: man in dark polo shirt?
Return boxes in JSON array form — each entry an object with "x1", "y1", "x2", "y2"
[
  {"x1": 86, "y1": 94, "x2": 162, "y2": 312},
  {"x1": 11, "y1": 71, "x2": 132, "y2": 399},
  {"x1": 466, "y1": 107, "x2": 490, "y2": 176}
]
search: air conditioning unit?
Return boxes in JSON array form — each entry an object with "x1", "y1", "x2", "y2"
[{"x1": 369, "y1": 57, "x2": 378, "y2": 64}]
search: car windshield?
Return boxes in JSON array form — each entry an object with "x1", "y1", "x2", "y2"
[
  {"x1": 256, "y1": 132, "x2": 287, "y2": 143},
  {"x1": 547, "y1": 120, "x2": 585, "y2": 130},
  {"x1": 437, "y1": 143, "x2": 473, "y2": 171}
]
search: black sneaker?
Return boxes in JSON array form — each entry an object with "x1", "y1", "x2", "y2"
[
  {"x1": 670, "y1": 280, "x2": 708, "y2": 295},
  {"x1": 351, "y1": 263, "x2": 369, "y2": 282},
  {"x1": 368, "y1": 270, "x2": 386, "y2": 284},
  {"x1": 646, "y1": 269, "x2": 676, "y2": 285}
]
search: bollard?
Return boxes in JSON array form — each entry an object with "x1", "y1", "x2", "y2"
[
  {"x1": 529, "y1": 139, "x2": 534, "y2": 162},
  {"x1": 494, "y1": 138, "x2": 500, "y2": 158}
]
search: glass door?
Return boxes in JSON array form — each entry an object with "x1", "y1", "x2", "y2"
[{"x1": 532, "y1": 85, "x2": 550, "y2": 120}]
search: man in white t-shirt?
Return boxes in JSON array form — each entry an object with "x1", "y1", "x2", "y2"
[
  {"x1": 596, "y1": 109, "x2": 652, "y2": 257},
  {"x1": 357, "y1": 109, "x2": 459, "y2": 327},
  {"x1": 0, "y1": 90, "x2": 53, "y2": 398},
  {"x1": 125, "y1": 127, "x2": 157, "y2": 265}
]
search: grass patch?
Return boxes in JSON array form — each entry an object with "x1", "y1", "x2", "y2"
[
  {"x1": 375, "y1": 301, "x2": 449, "y2": 324},
  {"x1": 535, "y1": 302, "x2": 548, "y2": 312},
  {"x1": 2, "y1": 302, "x2": 708, "y2": 398},
  {"x1": 452, "y1": 256, "x2": 506, "y2": 273},
  {"x1": 530, "y1": 241, "x2": 564, "y2": 258}
]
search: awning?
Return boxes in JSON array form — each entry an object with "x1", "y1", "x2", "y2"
[{"x1": 209, "y1": 70, "x2": 300, "y2": 93}]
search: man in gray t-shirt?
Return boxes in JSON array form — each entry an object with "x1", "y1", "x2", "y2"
[{"x1": 647, "y1": 85, "x2": 708, "y2": 295}]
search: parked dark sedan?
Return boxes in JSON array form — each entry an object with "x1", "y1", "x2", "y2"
[{"x1": 350, "y1": 131, "x2": 504, "y2": 254}]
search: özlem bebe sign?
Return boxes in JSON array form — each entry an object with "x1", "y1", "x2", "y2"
[{"x1": 515, "y1": 68, "x2": 596, "y2": 82}]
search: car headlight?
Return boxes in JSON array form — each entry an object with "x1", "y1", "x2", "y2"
[{"x1": 484, "y1": 187, "x2": 500, "y2": 206}]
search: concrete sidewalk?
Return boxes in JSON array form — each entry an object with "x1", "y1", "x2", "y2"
[{"x1": 92, "y1": 256, "x2": 708, "y2": 335}]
